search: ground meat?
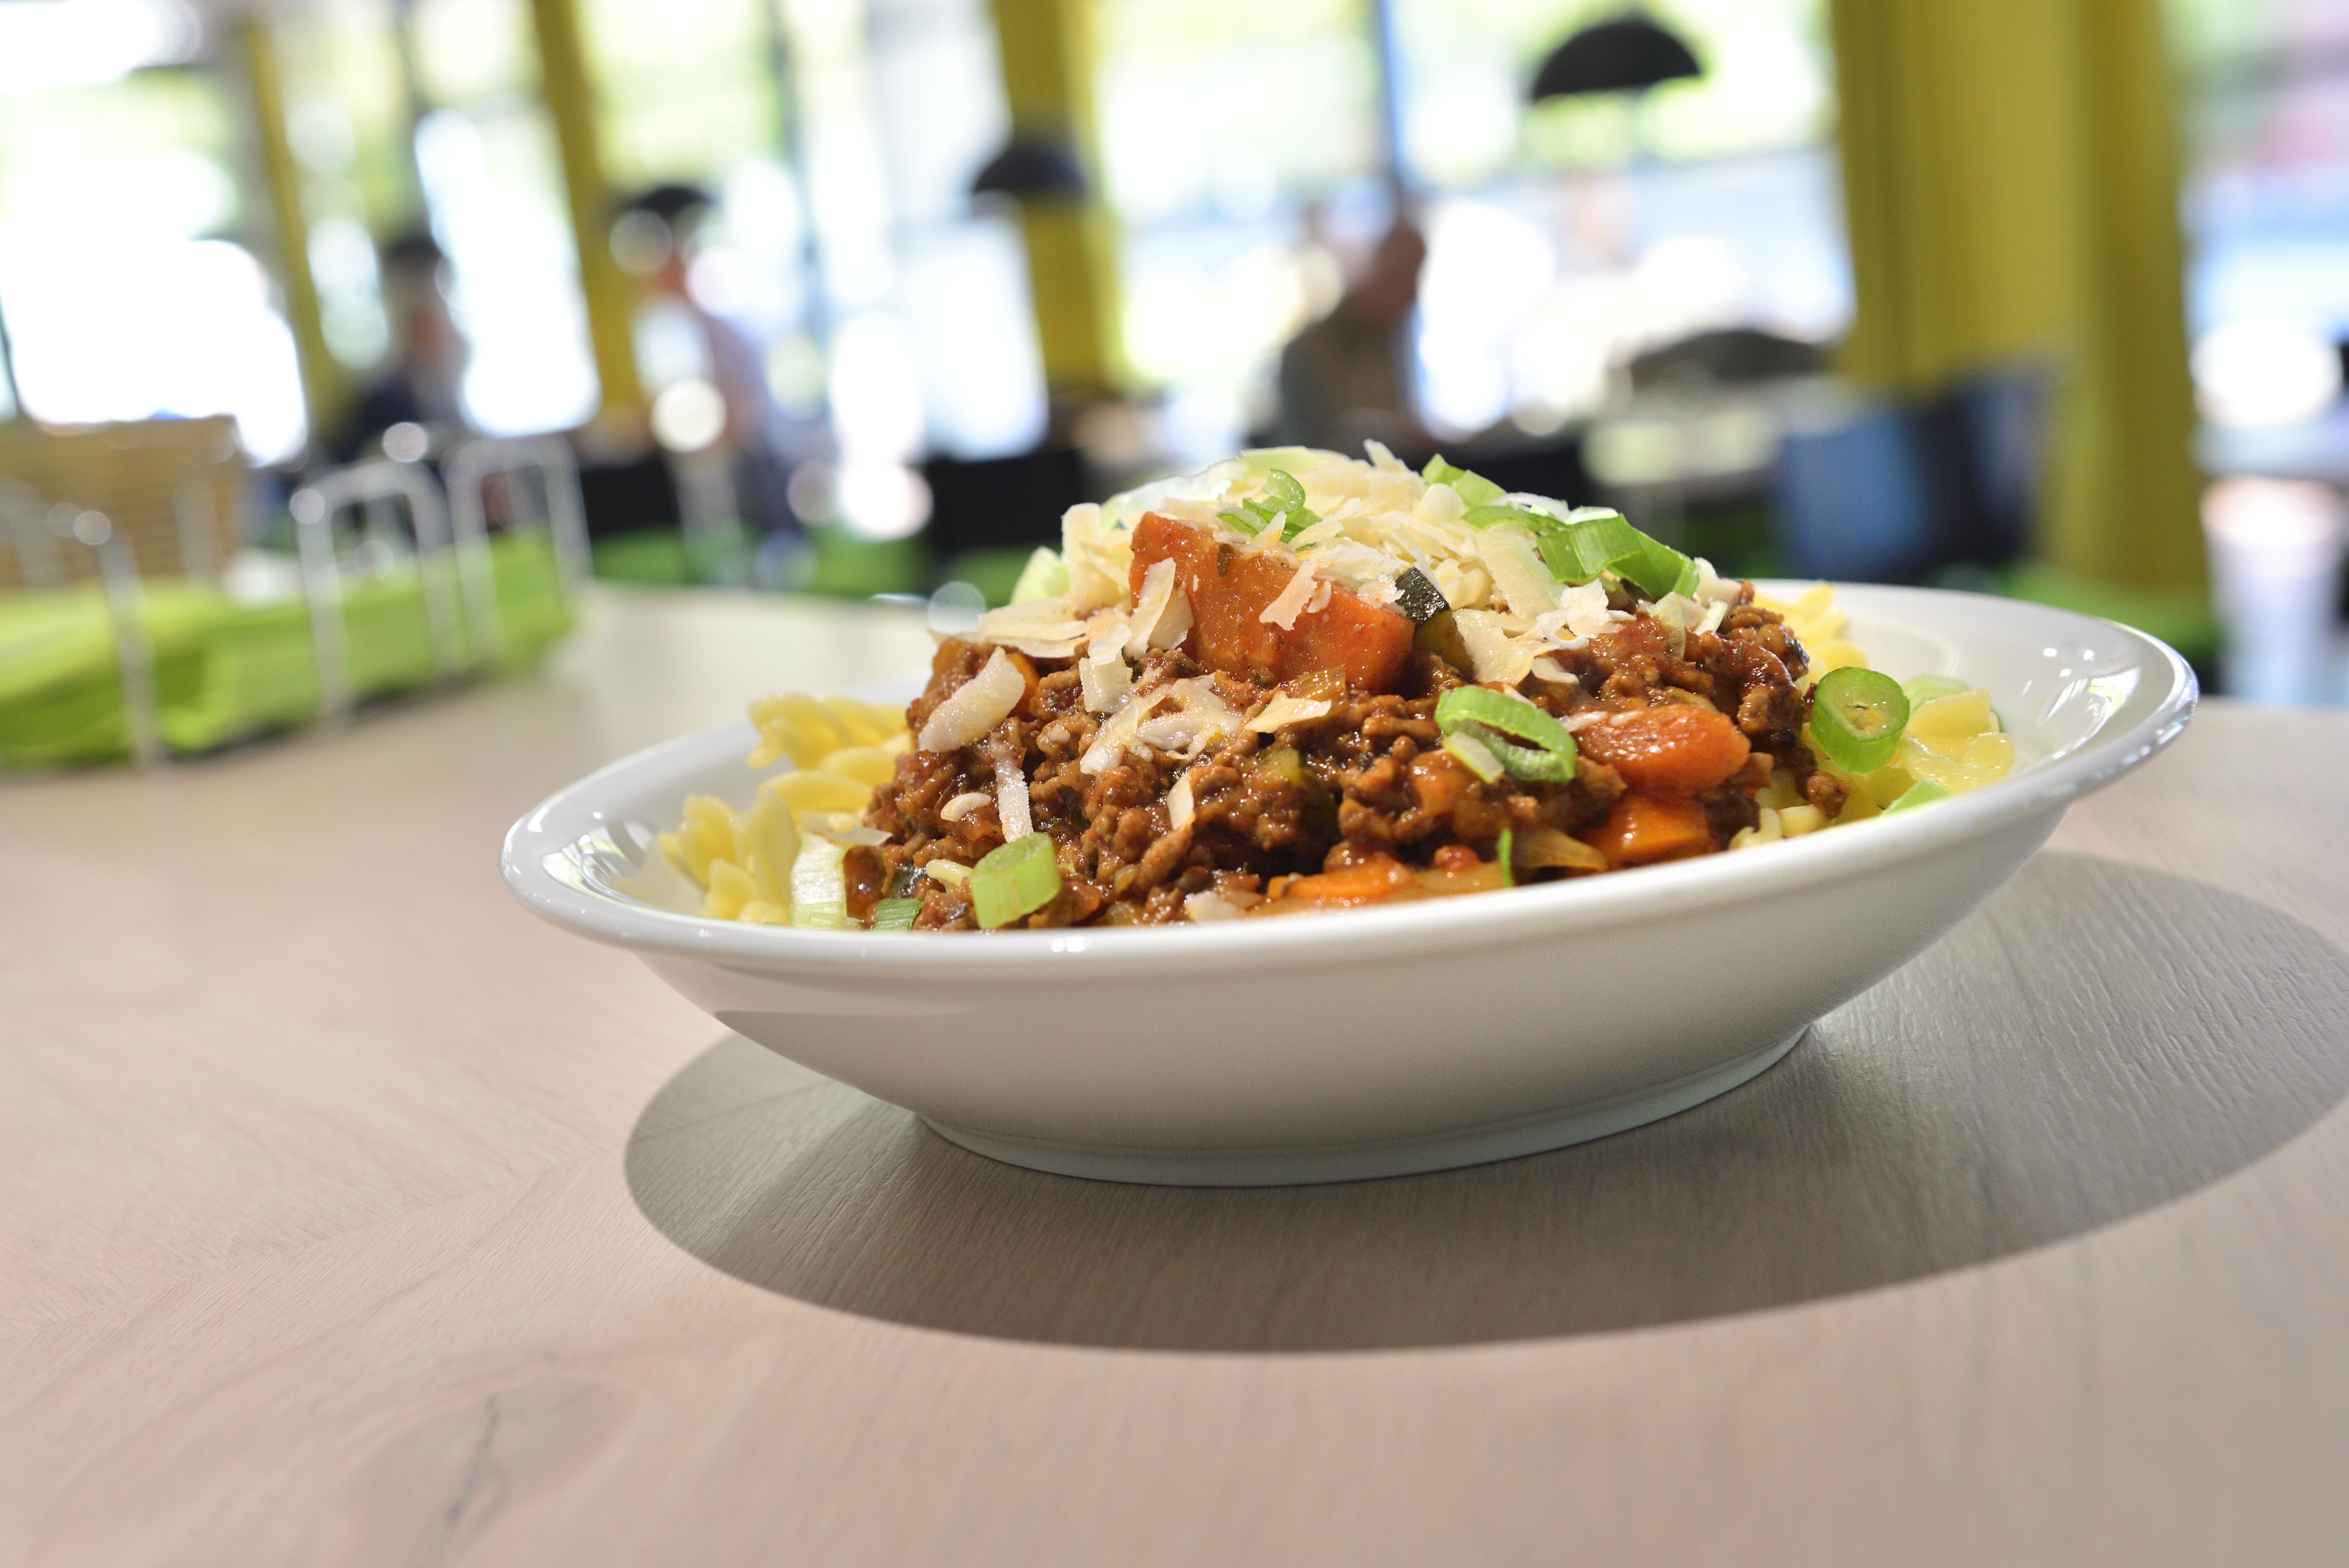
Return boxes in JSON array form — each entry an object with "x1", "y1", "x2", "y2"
[{"x1": 863, "y1": 591, "x2": 1821, "y2": 928}]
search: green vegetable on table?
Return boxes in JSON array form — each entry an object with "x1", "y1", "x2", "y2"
[{"x1": 1810, "y1": 666, "x2": 1911, "y2": 774}]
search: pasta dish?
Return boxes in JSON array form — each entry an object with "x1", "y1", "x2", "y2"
[{"x1": 657, "y1": 445, "x2": 2015, "y2": 930}]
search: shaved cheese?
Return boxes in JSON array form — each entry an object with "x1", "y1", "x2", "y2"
[
  {"x1": 976, "y1": 598, "x2": 1086, "y2": 647},
  {"x1": 1258, "y1": 558, "x2": 1320, "y2": 630},
  {"x1": 1134, "y1": 677, "x2": 1243, "y2": 756},
  {"x1": 921, "y1": 859, "x2": 970, "y2": 889},
  {"x1": 1167, "y1": 771, "x2": 1195, "y2": 830},
  {"x1": 1417, "y1": 482, "x2": 1467, "y2": 522},
  {"x1": 995, "y1": 757, "x2": 1033, "y2": 840},
  {"x1": 1125, "y1": 557, "x2": 1178, "y2": 655},
  {"x1": 1081, "y1": 685, "x2": 1176, "y2": 773},
  {"x1": 1650, "y1": 592, "x2": 1699, "y2": 658},
  {"x1": 1061, "y1": 502, "x2": 1129, "y2": 611},
  {"x1": 1185, "y1": 890, "x2": 1242, "y2": 921},
  {"x1": 939, "y1": 790, "x2": 989, "y2": 822},
  {"x1": 1305, "y1": 579, "x2": 1332, "y2": 615},
  {"x1": 1078, "y1": 654, "x2": 1132, "y2": 713},
  {"x1": 1363, "y1": 438, "x2": 1407, "y2": 473},
  {"x1": 820, "y1": 825, "x2": 891, "y2": 847},
  {"x1": 1287, "y1": 515, "x2": 1344, "y2": 550},
  {"x1": 1530, "y1": 579, "x2": 1615, "y2": 645},
  {"x1": 1080, "y1": 618, "x2": 1134, "y2": 714},
  {"x1": 1246, "y1": 693, "x2": 1333, "y2": 733},
  {"x1": 1149, "y1": 588, "x2": 1194, "y2": 650},
  {"x1": 1531, "y1": 655, "x2": 1573, "y2": 684},
  {"x1": 917, "y1": 647, "x2": 1025, "y2": 752},
  {"x1": 1452, "y1": 609, "x2": 1536, "y2": 685},
  {"x1": 1478, "y1": 525, "x2": 1562, "y2": 618},
  {"x1": 1241, "y1": 517, "x2": 1290, "y2": 553},
  {"x1": 1691, "y1": 556, "x2": 1741, "y2": 605},
  {"x1": 1696, "y1": 599, "x2": 1729, "y2": 637}
]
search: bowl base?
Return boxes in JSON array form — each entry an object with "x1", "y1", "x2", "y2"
[{"x1": 924, "y1": 1026, "x2": 1808, "y2": 1187}]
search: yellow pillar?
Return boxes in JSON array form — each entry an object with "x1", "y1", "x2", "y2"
[
  {"x1": 239, "y1": 16, "x2": 347, "y2": 440},
  {"x1": 1828, "y1": 0, "x2": 2205, "y2": 595},
  {"x1": 989, "y1": 0, "x2": 1123, "y2": 394},
  {"x1": 528, "y1": 0, "x2": 643, "y2": 423}
]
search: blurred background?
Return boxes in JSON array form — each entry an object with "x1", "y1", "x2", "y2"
[{"x1": 4, "y1": 0, "x2": 2348, "y2": 768}]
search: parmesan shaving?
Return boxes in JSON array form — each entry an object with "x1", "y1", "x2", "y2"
[
  {"x1": 1081, "y1": 685, "x2": 1176, "y2": 773},
  {"x1": 1531, "y1": 579, "x2": 1615, "y2": 645},
  {"x1": 939, "y1": 790, "x2": 989, "y2": 822},
  {"x1": 917, "y1": 647, "x2": 1025, "y2": 752},
  {"x1": 1246, "y1": 693, "x2": 1333, "y2": 733},
  {"x1": 1167, "y1": 771, "x2": 1195, "y2": 830},
  {"x1": 1242, "y1": 517, "x2": 1290, "y2": 553},
  {"x1": 995, "y1": 757, "x2": 1033, "y2": 840},
  {"x1": 1184, "y1": 890, "x2": 1242, "y2": 921},
  {"x1": 1452, "y1": 609, "x2": 1535, "y2": 686},
  {"x1": 1078, "y1": 653, "x2": 1132, "y2": 714},
  {"x1": 1148, "y1": 588, "x2": 1193, "y2": 650},
  {"x1": 1125, "y1": 557, "x2": 1178, "y2": 655},
  {"x1": 1478, "y1": 526, "x2": 1561, "y2": 618},
  {"x1": 1258, "y1": 558, "x2": 1320, "y2": 630},
  {"x1": 921, "y1": 859, "x2": 970, "y2": 889},
  {"x1": 1060, "y1": 502, "x2": 1127, "y2": 611}
]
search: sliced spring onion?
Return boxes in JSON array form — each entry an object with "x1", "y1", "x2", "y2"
[
  {"x1": 1219, "y1": 470, "x2": 1321, "y2": 542},
  {"x1": 1009, "y1": 546, "x2": 1069, "y2": 604},
  {"x1": 1480, "y1": 729, "x2": 1577, "y2": 783},
  {"x1": 1811, "y1": 666, "x2": 1911, "y2": 773},
  {"x1": 971, "y1": 831, "x2": 1062, "y2": 929},
  {"x1": 1435, "y1": 686, "x2": 1575, "y2": 754},
  {"x1": 1262, "y1": 467, "x2": 1308, "y2": 513},
  {"x1": 1420, "y1": 456, "x2": 1505, "y2": 506},
  {"x1": 1435, "y1": 686, "x2": 1578, "y2": 784},
  {"x1": 1461, "y1": 502, "x2": 1552, "y2": 531},
  {"x1": 868, "y1": 896, "x2": 923, "y2": 930},
  {"x1": 1530, "y1": 510, "x2": 1694, "y2": 600},
  {"x1": 1442, "y1": 729, "x2": 1506, "y2": 784},
  {"x1": 1496, "y1": 827, "x2": 1514, "y2": 888},
  {"x1": 1901, "y1": 674, "x2": 1970, "y2": 707},
  {"x1": 1884, "y1": 779, "x2": 1950, "y2": 814}
]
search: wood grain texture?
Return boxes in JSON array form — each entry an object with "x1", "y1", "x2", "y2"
[{"x1": 2, "y1": 589, "x2": 2345, "y2": 1566}]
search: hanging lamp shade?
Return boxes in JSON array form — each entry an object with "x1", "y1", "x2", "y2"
[
  {"x1": 971, "y1": 137, "x2": 1088, "y2": 201},
  {"x1": 1529, "y1": 14, "x2": 1701, "y2": 102}
]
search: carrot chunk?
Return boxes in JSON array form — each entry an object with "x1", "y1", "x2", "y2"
[
  {"x1": 1576, "y1": 704, "x2": 1752, "y2": 797},
  {"x1": 1129, "y1": 512, "x2": 1414, "y2": 692},
  {"x1": 1580, "y1": 793, "x2": 1716, "y2": 867}
]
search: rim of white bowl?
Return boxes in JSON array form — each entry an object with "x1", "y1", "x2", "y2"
[{"x1": 501, "y1": 586, "x2": 2196, "y2": 978}]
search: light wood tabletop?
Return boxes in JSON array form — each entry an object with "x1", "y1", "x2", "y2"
[{"x1": 4, "y1": 586, "x2": 2346, "y2": 1567}]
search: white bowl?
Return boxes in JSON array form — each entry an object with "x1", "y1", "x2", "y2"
[{"x1": 503, "y1": 585, "x2": 2194, "y2": 1185}]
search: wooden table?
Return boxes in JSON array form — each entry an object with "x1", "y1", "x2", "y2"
[{"x1": 5, "y1": 587, "x2": 2347, "y2": 1566}]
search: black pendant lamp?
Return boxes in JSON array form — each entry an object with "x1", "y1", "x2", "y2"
[
  {"x1": 971, "y1": 136, "x2": 1088, "y2": 202},
  {"x1": 1530, "y1": 13, "x2": 1702, "y2": 102}
]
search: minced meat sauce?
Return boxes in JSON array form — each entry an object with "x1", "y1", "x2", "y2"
[{"x1": 848, "y1": 579, "x2": 1840, "y2": 930}]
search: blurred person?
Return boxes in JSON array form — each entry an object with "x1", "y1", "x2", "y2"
[
  {"x1": 614, "y1": 184, "x2": 819, "y2": 544},
  {"x1": 333, "y1": 231, "x2": 469, "y2": 462},
  {"x1": 1272, "y1": 215, "x2": 1427, "y2": 453}
]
